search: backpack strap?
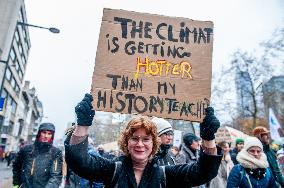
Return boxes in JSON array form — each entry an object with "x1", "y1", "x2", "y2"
[
  {"x1": 159, "y1": 166, "x2": 166, "y2": 188},
  {"x1": 110, "y1": 161, "x2": 122, "y2": 188},
  {"x1": 238, "y1": 165, "x2": 245, "y2": 187}
]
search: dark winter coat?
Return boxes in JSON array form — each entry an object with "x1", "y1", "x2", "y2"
[
  {"x1": 65, "y1": 136, "x2": 222, "y2": 188},
  {"x1": 177, "y1": 144, "x2": 200, "y2": 164},
  {"x1": 263, "y1": 144, "x2": 284, "y2": 186},
  {"x1": 227, "y1": 164, "x2": 277, "y2": 188},
  {"x1": 229, "y1": 148, "x2": 239, "y2": 165},
  {"x1": 155, "y1": 146, "x2": 176, "y2": 166},
  {"x1": 12, "y1": 142, "x2": 63, "y2": 188}
]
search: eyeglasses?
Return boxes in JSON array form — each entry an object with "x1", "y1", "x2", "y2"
[
  {"x1": 129, "y1": 136, "x2": 153, "y2": 145},
  {"x1": 163, "y1": 131, "x2": 174, "y2": 137}
]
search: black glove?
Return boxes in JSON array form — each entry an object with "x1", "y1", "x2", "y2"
[
  {"x1": 200, "y1": 107, "x2": 220, "y2": 141},
  {"x1": 75, "y1": 94, "x2": 95, "y2": 126}
]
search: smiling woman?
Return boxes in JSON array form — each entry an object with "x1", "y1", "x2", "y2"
[{"x1": 64, "y1": 93, "x2": 223, "y2": 188}]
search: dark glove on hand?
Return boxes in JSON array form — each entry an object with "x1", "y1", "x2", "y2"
[
  {"x1": 200, "y1": 107, "x2": 220, "y2": 141},
  {"x1": 75, "y1": 93, "x2": 95, "y2": 126}
]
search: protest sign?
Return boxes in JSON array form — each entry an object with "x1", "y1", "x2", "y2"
[{"x1": 92, "y1": 8, "x2": 214, "y2": 122}]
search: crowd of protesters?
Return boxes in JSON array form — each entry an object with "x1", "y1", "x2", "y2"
[{"x1": 5, "y1": 94, "x2": 284, "y2": 188}]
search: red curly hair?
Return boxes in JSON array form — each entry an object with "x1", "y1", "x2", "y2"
[{"x1": 118, "y1": 116, "x2": 159, "y2": 158}]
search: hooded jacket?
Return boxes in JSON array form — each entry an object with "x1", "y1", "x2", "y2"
[
  {"x1": 12, "y1": 123, "x2": 63, "y2": 188},
  {"x1": 65, "y1": 136, "x2": 222, "y2": 188},
  {"x1": 156, "y1": 144, "x2": 176, "y2": 166}
]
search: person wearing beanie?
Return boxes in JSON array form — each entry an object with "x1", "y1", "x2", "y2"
[
  {"x1": 230, "y1": 138, "x2": 244, "y2": 165},
  {"x1": 227, "y1": 137, "x2": 277, "y2": 188},
  {"x1": 12, "y1": 123, "x2": 63, "y2": 188},
  {"x1": 152, "y1": 117, "x2": 176, "y2": 166},
  {"x1": 252, "y1": 126, "x2": 284, "y2": 187}
]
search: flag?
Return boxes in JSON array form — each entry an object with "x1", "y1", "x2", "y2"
[{"x1": 269, "y1": 108, "x2": 282, "y2": 140}]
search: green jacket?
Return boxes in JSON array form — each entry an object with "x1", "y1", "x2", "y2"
[{"x1": 263, "y1": 144, "x2": 284, "y2": 186}]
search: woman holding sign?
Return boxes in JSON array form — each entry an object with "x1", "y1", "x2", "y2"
[{"x1": 65, "y1": 94, "x2": 222, "y2": 188}]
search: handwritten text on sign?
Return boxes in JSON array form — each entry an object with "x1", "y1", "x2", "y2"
[{"x1": 91, "y1": 9, "x2": 214, "y2": 122}]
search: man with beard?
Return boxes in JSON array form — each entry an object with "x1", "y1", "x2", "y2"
[
  {"x1": 12, "y1": 123, "x2": 63, "y2": 188},
  {"x1": 152, "y1": 117, "x2": 176, "y2": 166}
]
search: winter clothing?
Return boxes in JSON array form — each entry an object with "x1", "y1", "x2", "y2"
[
  {"x1": 177, "y1": 144, "x2": 200, "y2": 164},
  {"x1": 39, "y1": 123, "x2": 56, "y2": 132},
  {"x1": 242, "y1": 137, "x2": 263, "y2": 151},
  {"x1": 152, "y1": 117, "x2": 173, "y2": 136},
  {"x1": 230, "y1": 148, "x2": 239, "y2": 165},
  {"x1": 236, "y1": 137, "x2": 268, "y2": 169},
  {"x1": 65, "y1": 144, "x2": 103, "y2": 188},
  {"x1": 235, "y1": 138, "x2": 244, "y2": 145},
  {"x1": 12, "y1": 122, "x2": 63, "y2": 188},
  {"x1": 230, "y1": 138, "x2": 244, "y2": 165},
  {"x1": 207, "y1": 154, "x2": 234, "y2": 188},
  {"x1": 75, "y1": 94, "x2": 95, "y2": 126},
  {"x1": 263, "y1": 144, "x2": 284, "y2": 186},
  {"x1": 183, "y1": 133, "x2": 201, "y2": 147},
  {"x1": 227, "y1": 164, "x2": 277, "y2": 188},
  {"x1": 65, "y1": 136, "x2": 222, "y2": 188},
  {"x1": 12, "y1": 142, "x2": 63, "y2": 188},
  {"x1": 156, "y1": 144, "x2": 176, "y2": 166},
  {"x1": 252, "y1": 126, "x2": 269, "y2": 137},
  {"x1": 200, "y1": 107, "x2": 220, "y2": 141},
  {"x1": 227, "y1": 136, "x2": 277, "y2": 188}
]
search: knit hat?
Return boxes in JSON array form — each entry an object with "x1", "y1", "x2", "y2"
[
  {"x1": 235, "y1": 138, "x2": 244, "y2": 145},
  {"x1": 252, "y1": 126, "x2": 269, "y2": 137},
  {"x1": 152, "y1": 117, "x2": 173, "y2": 136},
  {"x1": 243, "y1": 137, "x2": 263, "y2": 151},
  {"x1": 183, "y1": 133, "x2": 201, "y2": 147}
]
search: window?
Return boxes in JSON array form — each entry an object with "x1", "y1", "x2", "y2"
[
  {"x1": 5, "y1": 68, "x2": 12, "y2": 81},
  {"x1": 15, "y1": 29, "x2": 20, "y2": 43},
  {"x1": 11, "y1": 77, "x2": 16, "y2": 88},
  {"x1": 21, "y1": 55, "x2": 26, "y2": 66},
  {"x1": 15, "y1": 84, "x2": 20, "y2": 93},
  {"x1": 15, "y1": 59, "x2": 20, "y2": 71},
  {"x1": 10, "y1": 47, "x2": 16, "y2": 62},
  {"x1": 11, "y1": 100, "x2": 17, "y2": 114},
  {"x1": 18, "y1": 70, "x2": 23, "y2": 81},
  {"x1": 18, "y1": 43, "x2": 23, "y2": 55}
]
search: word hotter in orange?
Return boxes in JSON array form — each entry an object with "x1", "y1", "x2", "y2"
[{"x1": 134, "y1": 57, "x2": 192, "y2": 79}]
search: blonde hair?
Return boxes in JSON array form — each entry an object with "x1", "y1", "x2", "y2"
[{"x1": 118, "y1": 116, "x2": 159, "y2": 157}]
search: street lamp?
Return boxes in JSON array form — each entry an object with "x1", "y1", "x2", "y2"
[
  {"x1": 0, "y1": 21, "x2": 60, "y2": 99},
  {"x1": 17, "y1": 21, "x2": 60, "y2": 34}
]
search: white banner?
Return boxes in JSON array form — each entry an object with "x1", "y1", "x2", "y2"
[
  {"x1": 173, "y1": 130, "x2": 182, "y2": 147},
  {"x1": 269, "y1": 108, "x2": 282, "y2": 141}
]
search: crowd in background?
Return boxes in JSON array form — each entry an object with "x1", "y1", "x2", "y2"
[{"x1": 5, "y1": 118, "x2": 284, "y2": 188}]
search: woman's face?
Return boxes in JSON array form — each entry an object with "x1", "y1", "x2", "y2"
[
  {"x1": 128, "y1": 128, "x2": 153, "y2": 162},
  {"x1": 247, "y1": 146, "x2": 262, "y2": 159}
]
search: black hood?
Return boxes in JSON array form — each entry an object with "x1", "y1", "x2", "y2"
[
  {"x1": 36, "y1": 123, "x2": 55, "y2": 143},
  {"x1": 38, "y1": 123, "x2": 55, "y2": 132}
]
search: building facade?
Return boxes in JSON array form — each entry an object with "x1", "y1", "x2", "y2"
[
  {"x1": 235, "y1": 71, "x2": 253, "y2": 117},
  {"x1": 263, "y1": 76, "x2": 284, "y2": 129},
  {"x1": 0, "y1": 0, "x2": 43, "y2": 151}
]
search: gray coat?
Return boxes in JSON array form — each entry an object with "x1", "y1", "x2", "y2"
[{"x1": 176, "y1": 145, "x2": 200, "y2": 165}]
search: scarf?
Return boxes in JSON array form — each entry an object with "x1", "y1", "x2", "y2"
[
  {"x1": 157, "y1": 144, "x2": 172, "y2": 157},
  {"x1": 237, "y1": 149, "x2": 269, "y2": 169}
]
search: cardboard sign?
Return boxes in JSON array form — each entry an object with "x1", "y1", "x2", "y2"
[{"x1": 91, "y1": 8, "x2": 214, "y2": 122}]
